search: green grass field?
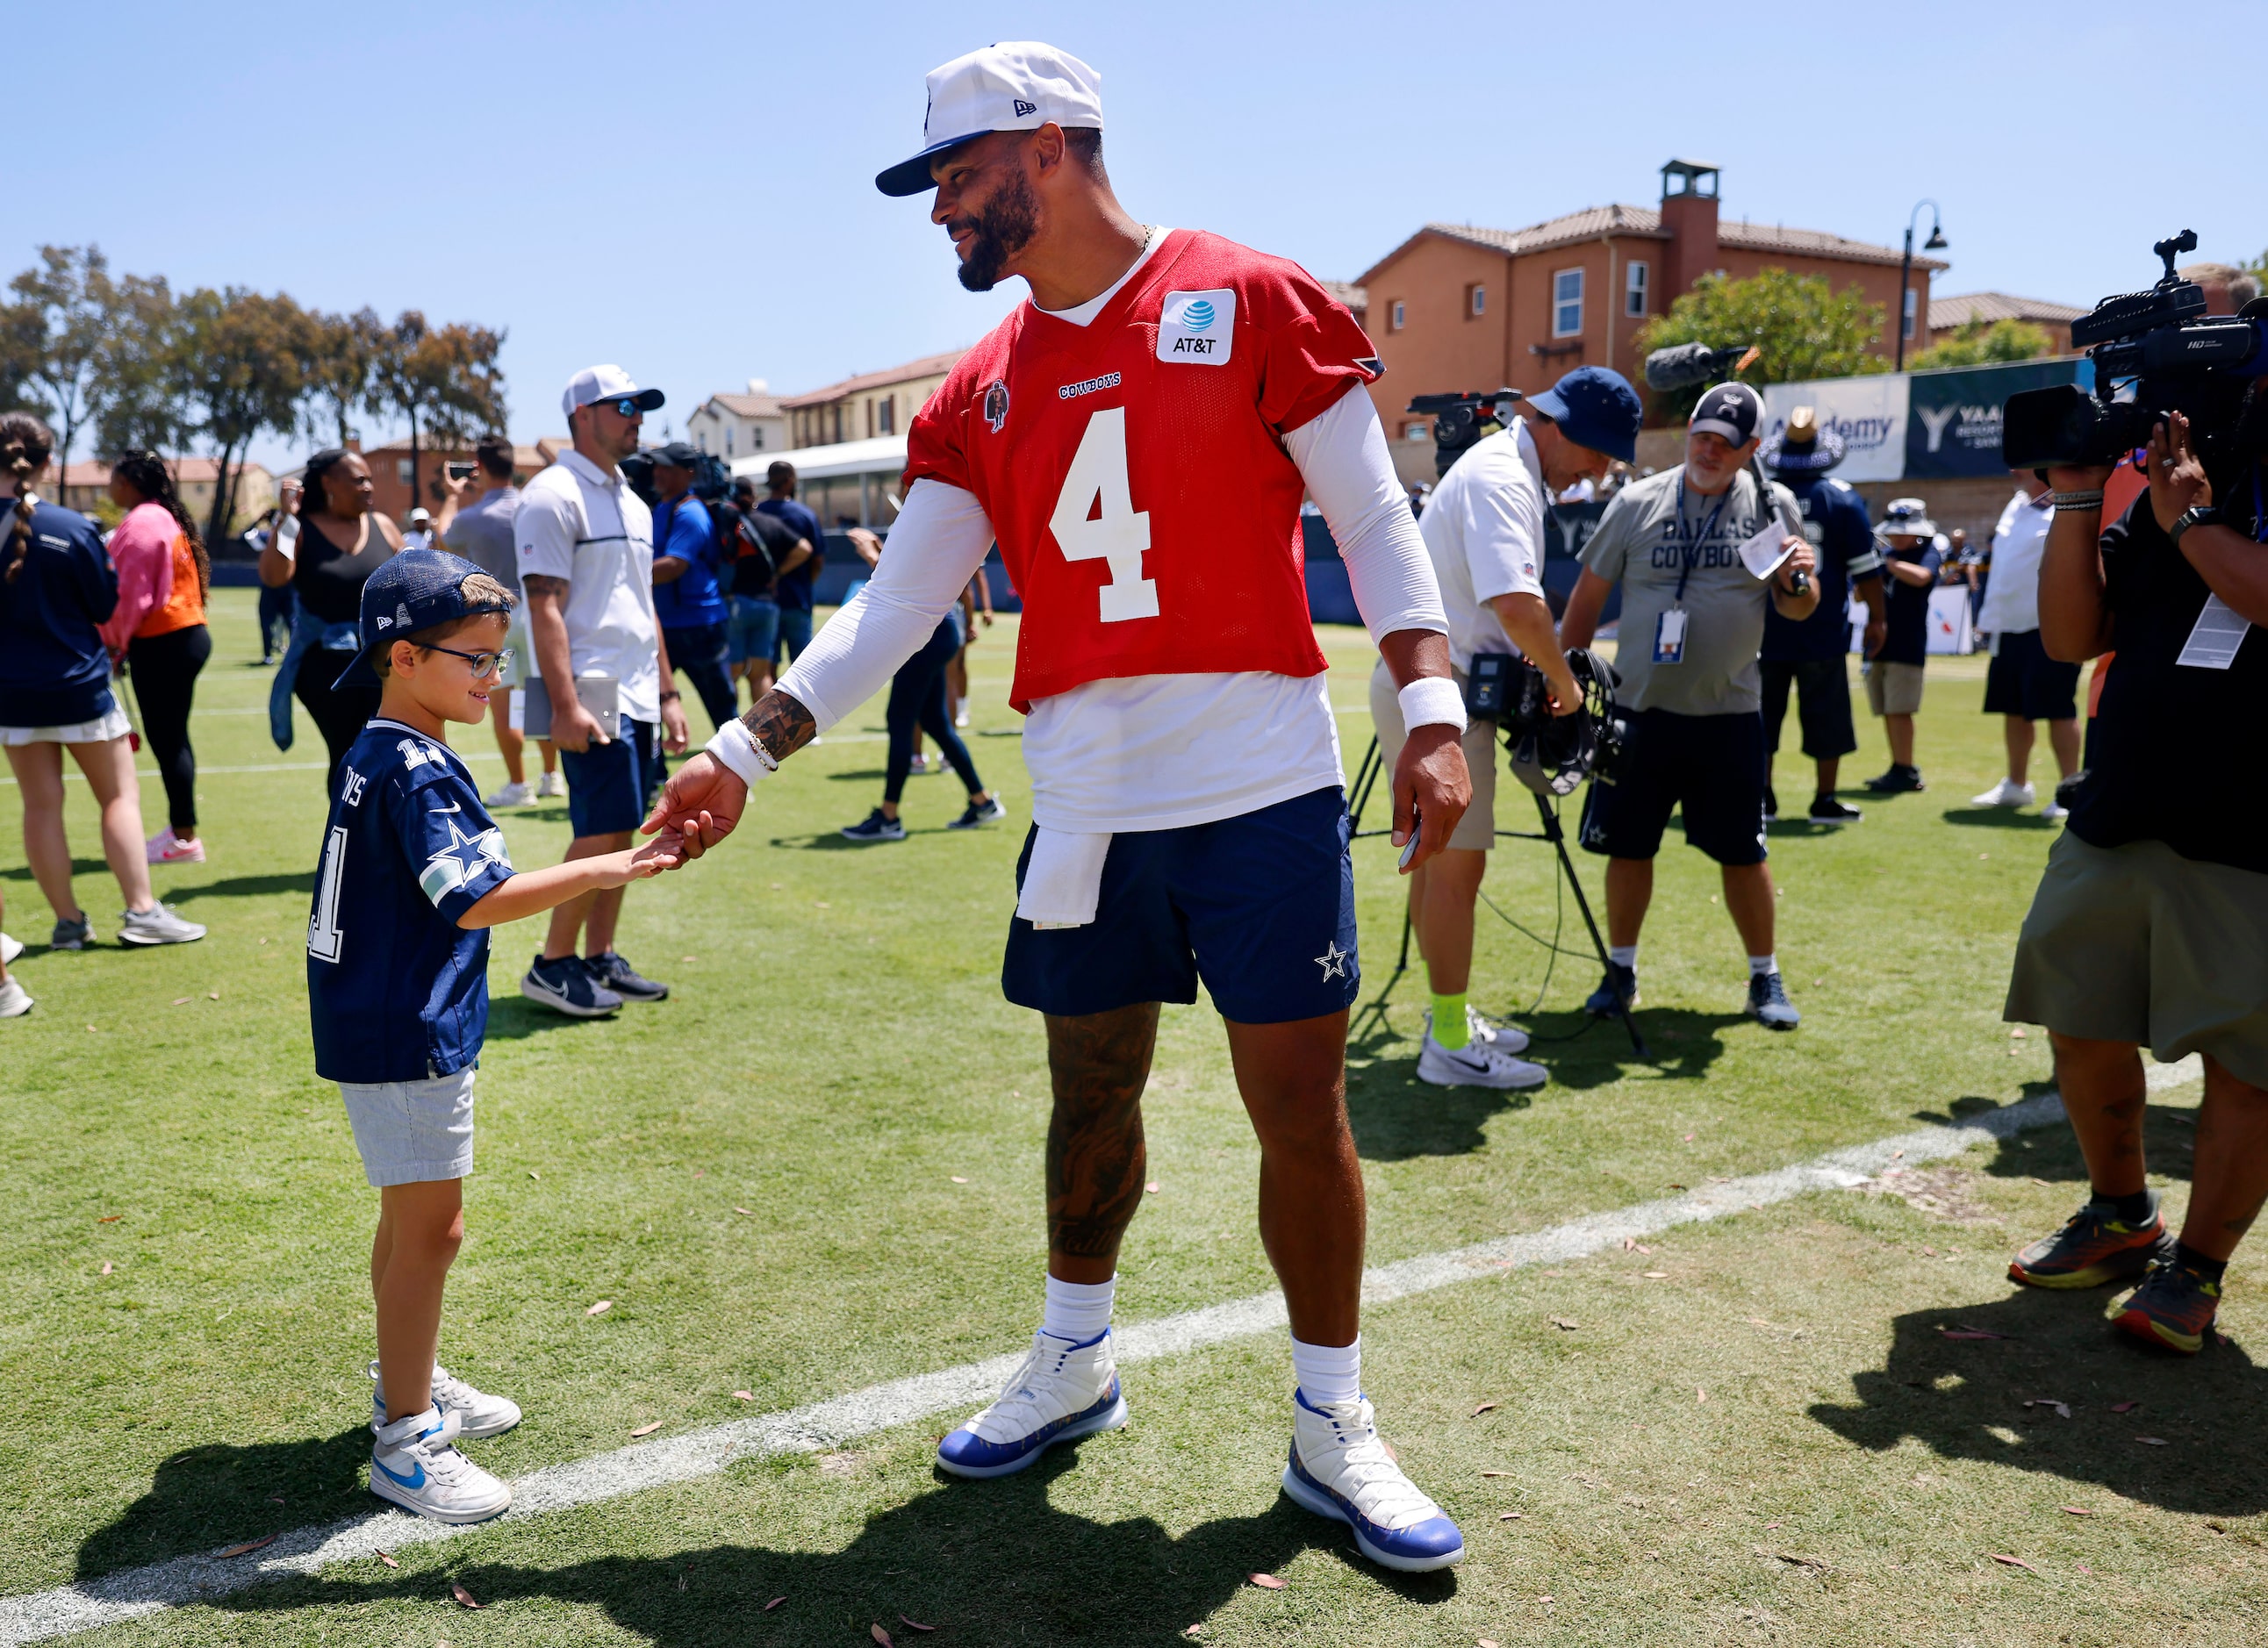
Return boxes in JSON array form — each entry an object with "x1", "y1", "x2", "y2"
[{"x1": 3, "y1": 589, "x2": 2261, "y2": 1646}]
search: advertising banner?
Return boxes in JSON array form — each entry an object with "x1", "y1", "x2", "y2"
[
  {"x1": 1904, "y1": 359, "x2": 2086, "y2": 479},
  {"x1": 1761, "y1": 376, "x2": 1909, "y2": 482}
]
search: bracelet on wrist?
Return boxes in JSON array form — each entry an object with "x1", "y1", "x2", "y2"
[
  {"x1": 2050, "y1": 490, "x2": 2105, "y2": 512},
  {"x1": 658, "y1": 690, "x2": 682, "y2": 702}
]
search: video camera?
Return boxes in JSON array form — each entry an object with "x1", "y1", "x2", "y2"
[
  {"x1": 1406, "y1": 389, "x2": 1522, "y2": 479},
  {"x1": 2003, "y1": 230, "x2": 2268, "y2": 470},
  {"x1": 1466, "y1": 648, "x2": 1626, "y2": 798}
]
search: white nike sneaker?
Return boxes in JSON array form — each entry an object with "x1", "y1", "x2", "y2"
[
  {"x1": 1416, "y1": 1026, "x2": 1547, "y2": 1090},
  {"x1": 483, "y1": 779, "x2": 532, "y2": 808},
  {"x1": 0, "y1": 978, "x2": 31, "y2": 1018},
  {"x1": 1281, "y1": 1391, "x2": 1465, "y2": 1572},
  {"x1": 936, "y1": 1328, "x2": 1126, "y2": 1478},
  {"x1": 118, "y1": 903, "x2": 205, "y2": 945},
  {"x1": 1970, "y1": 778, "x2": 2035, "y2": 809},
  {"x1": 369, "y1": 1358, "x2": 523, "y2": 1438},
  {"x1": 535, "y1": 770, "x2": 564, "y2": 799},
  {"x1": 369, "y1": 1406, "x2": 511, "y2": 1523}
]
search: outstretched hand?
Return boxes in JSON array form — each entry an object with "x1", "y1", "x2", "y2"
[{"x1": 640, "y1": 750, "x2": 750, "y2": 860}]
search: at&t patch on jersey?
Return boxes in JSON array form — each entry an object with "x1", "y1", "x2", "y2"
[{"x1": 1157, "y1": 290, "x2": 1235, "y2": 365}]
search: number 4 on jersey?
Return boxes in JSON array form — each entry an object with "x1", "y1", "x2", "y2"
[{"x1": 1049, "y1": 407, "x2": 1158, "y2": 622}]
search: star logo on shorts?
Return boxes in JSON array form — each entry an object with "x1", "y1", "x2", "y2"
[{"x1": 1314, "y1": 941, "x2": 1352, "y2": 983}]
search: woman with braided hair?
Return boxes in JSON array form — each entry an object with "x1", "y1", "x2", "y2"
[
  {"x1": 101, "y1": 451, "x2": 213, "y2": 863},
  {"x1": 0, "y1": 413, "x2": 205, "y2": 974}
]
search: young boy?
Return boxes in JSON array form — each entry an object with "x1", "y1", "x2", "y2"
[
  {"x1": 1862, "y1": 498, "x2": 1945, "y2": 794},
  {"x1": 308, "y1": 549, "x2": 682, "y2": 1522}
]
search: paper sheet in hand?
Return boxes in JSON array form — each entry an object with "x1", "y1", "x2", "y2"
[
  {"x1": 520, "y1": 675, "x2": 620, "y2": 742},
  {"x1": 1736, "y1": 521, "x2": 1795, "y2": 581},
  {"x1": 2176, "y1": 594, "x2": 2251, "y2": 670}
]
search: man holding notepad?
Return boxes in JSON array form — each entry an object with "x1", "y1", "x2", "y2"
[{"x1": 513, "y1": 365, "x2": 692, "y2": 1017}]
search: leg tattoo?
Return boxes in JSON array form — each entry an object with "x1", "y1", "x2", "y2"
[{"x1": 1044, "y1": 1004, "x2": 1159, "y2": 1265}]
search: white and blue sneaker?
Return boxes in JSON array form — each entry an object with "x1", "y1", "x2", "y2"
[
  {"x1": 368, "y1": 1406, "x2": 511, "y2": 1523},
  {"x1": 368, "y1": 1358, "x2": 523, "y2": 1439},
  {"x1": 1281, "y1": 1389, "x2": 1466, "y2": 1573},
  {"x1": 936, "y1": 1328, "x2": 1127, "y2": 1479}
]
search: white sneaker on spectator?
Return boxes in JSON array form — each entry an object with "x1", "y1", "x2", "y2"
[
  {"x1": 1970, "y1": 778, "x2": 2035, "y2": 808},
  {"x1": 0, "y1": 978, "x2": 31, "y2": 1018},
  {"x1": 1416, "y1": 1026, "x2": 1547, "y2": 1090},
  {"x1": 0, "y1": 931, "x2": 20, "y2": 964},
  {"x1": 535, "y1": 770, "x2": 564, "y2": 799},
  {"x1": 118, "y1": 904, "x2": 205, "y2": 946},
  {"x1": 368, "y1": 1358, "x2": 523, "y2": 1438},
  {"x1": 484, "y1": 779, "x2": 532, "y2": 808},
  {"x1": 146, "y1": 828, "x2": 205, "y2": 864},
  {"x1": 2041, "y1": 802, "x2": 2070, "y2": 823},
  {"x1": 368, "y1": 1407, "x2": 510, "y2": 1523}
]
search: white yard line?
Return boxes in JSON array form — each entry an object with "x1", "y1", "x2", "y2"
[{"x1": 5, "y1": 1067, "x2": 2203, "y2": 1644}]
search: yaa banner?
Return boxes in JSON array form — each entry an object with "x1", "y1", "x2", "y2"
[
  {"x1": 1761, "y1": 376, "x2": 1909, "y2": 483},
  {"x1": 1904, "y1": 359, "x2": 2087, "y2": 479}
]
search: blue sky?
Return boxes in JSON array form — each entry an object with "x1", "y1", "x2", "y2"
[{"x1": 17, "y1": 0, "x2": 2263, "y2": 471}]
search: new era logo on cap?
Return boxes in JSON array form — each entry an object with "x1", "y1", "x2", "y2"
[{"x1": 876, "y1": 42, "x2": 1105, "y2": 196}]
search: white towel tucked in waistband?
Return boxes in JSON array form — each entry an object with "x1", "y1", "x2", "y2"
[{"x1": 1015, "y1": 828, "x2": 1113, "y2": 929}]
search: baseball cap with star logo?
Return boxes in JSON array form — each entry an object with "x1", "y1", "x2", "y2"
[{"x1": 875, "y1": 41, "x2": 1104, "y2": 197}]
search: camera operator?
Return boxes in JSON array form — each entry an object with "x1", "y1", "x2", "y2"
[
  {"x1": 1559, "y1": 382, "x2": 1818, "y2": 1030},
  {"x1": 2005, "y1": 385, "x2": 2268, "y2": 1355},
  {"x1": 1370, "y1": 367, "x2": 1642, "y2": 1090}
]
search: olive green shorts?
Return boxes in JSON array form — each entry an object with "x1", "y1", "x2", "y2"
[{"x1": 2005, "y1": 831, "x2": 2268, "y2": 1088}]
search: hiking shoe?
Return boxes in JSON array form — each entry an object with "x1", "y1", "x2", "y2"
[
  {"x1": 1747, "y1": 971, "x2": 1800, "y2": 1030},
  {"x1": 535, "y1": 770, "x2": 564, "y2": 799},
  {"x1": 369, "y1": 1406, "x2": 511, "y2": 1523},
  {"x1": 1417, "y1": 1026, "x2": 1547, "y2": 1090},
  {"x1": 2114, "y1": 1258, "x2": 2222, "y2": 1355},
  {"x1": 1971, "y1": 777, "x2": 2035, "y2": 808},
  {"x1": 146, "y1": 828, "x2": 206, "y2": 864},
  {"x1": 118, "y1": 903, "x2": 206, "y2": 946},
  {"x1": 1809, "y1": 795, "x2": 1863, "y2": 822},
  {"x1": 937, "y1": 1328, "x2": 1126, "y2": 1479},
  {"x1": 0, "y1": 978, "x2": 31, "y2": 1018},
  {"x1": 1763, "y1": 785, "x2": 1779, "y2": 823},
  {"x1": 1585, "y1": 962, "x2": 1640, "y2": 1018},
  {"x1": 2009, "y1": 1192, "x2": 2173, "y2": 1290},
  {"x1": 1281, "y1": 1390, "x2": 1465, "y2": 1573},
  {"x1": 1863, "y1": 766, "x2": 1926, "y2": 793},
  {"x1": 585, "y1": 950, "x2": 668, "y2": 1002},
  {"x1": 369, "y1": 1358, "x2": 523, "y2": 1438},
  {"x1": 947, "y1": 797, "x2": 1008, "y2": 830},
  {"x1": 520, "y1": 952, "x2": 622, "y2": 1018},
  {"x1": 841, "y1": 809, "x2": 907, "y2": 843},
  {"x1": 483, "y1": 779, "x2": 532, "y2": 808}
]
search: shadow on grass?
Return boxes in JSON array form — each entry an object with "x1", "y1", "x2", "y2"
[
  {"x1": 188, "y1": 1448, "x2": 1453, "y2": 1644},
  {"x1": 164, "y1": 871, "x2": 316, "y2": 905},
  {"x1": 481, "y1": 994, "x2": 628, "y2": 1043},
  {"x1": 0, "y1": 857, "x2": 109, "y2": 882},
  {"x1": 1972, "y1": 1092, "x2": 2198, "y2": 1189},
  {"x1": 1940, "y1": 806, "x2": 2060, "y2": 830},
  {"x1": 1809, "y1": 1287, "x2": 2268, "y2": 1516},
  {"x1": 75, "y1": 1427, "x2": 375, "y2": 1580}
]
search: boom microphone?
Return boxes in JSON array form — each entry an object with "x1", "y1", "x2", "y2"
[{"x1": 1642, "y1": 341, "x2": 1760, "y2": 392}]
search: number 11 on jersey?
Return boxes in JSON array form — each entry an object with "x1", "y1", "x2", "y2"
[{"x1": 1049, "y1": 406, "x2": 1158, "y2": 623}]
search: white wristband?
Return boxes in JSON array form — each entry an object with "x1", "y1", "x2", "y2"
[
  {"x1": 1397, "y1": 675, "x2": 1468, "y2": 734},
  {"x1": 703, "y1": 721, "x2": 777, "y2": 789}
]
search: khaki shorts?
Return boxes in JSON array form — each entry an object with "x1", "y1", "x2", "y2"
[
  {"x1": 1864, "y1": 660, "x2": 1926, "y2": 717},
  {"x1": 1368, "y1": 658, "x2": 1498, "y2": 852},
  {"x1": 2006, "y1": 831, "x2": 2268, "y2": 1088}
]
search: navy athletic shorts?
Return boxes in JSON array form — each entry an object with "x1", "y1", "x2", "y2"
[
  {"x1": 1983, "y1": 627, "x2": 2081, "y2": 721},
  {"x1": 1001, "y1": 785, "x2": 1360, "y2": 1024},
  {"x1": 561, "y1": 717, "x2": 657, "y2": 838},
  {"x1": 1580, "y1": 706, "x2": 1769, "y2": 867}
]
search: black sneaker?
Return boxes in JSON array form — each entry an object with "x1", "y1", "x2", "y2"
[
  {"x1": 1762, "y1": 785, "x2": 1779, "y2": 823},
  {"x1": 1862, "y1": 765, "x2": 1926, "y2": 794},
  {"x1": 1585, "y1": 962, "x2": 1640, "y2": 1018},
  {"x1": 2009, "y1": 1192, "x2": 2173, "y2": 1290},
  {"x1": 49, "y1": 915, "x2": 95, "y2": 950},
  {"x1": 1746, "y1": 970, "x2": 1800, "y2": 1029},
  {"x1": 947, "y1": 797, "x2": 1008, "y2": 830},
  {"x1": 585, "y1": 950, "x2": 668, "y2": 1002},
  {"x1": 840, "y1": 809, "x2": 907, "y2": 842},
  {"x1": 1809, "y1": 795, "x2": 1863, "y2": 822},
  {"x1": 520, "y1": 952, "x2": 623, "y2": 1018}
]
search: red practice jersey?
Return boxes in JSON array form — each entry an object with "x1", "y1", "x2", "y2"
[{"x1": 904, "y1": 229, "x2": 1381, "y2": 712}]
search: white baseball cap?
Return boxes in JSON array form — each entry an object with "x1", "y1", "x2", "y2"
[
  {"x1": 561, "y1": 364, "x2": 664, "y2": 423},
  {"x1": 875, "y1": 41, "x2": 1103, "y2": 197}
]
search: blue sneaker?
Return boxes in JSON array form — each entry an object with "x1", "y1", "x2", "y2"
[
  {"x1": 840, "y1": 809, "x2": 908, "y2": 843},
  {"x1": 520, "y1": 952, "x2": 623, "y2": 1018},
  {"x1": 585, "y1": 950, "x2": 668, "y2": 1002},
  {"x1": 1281, "y1": 1389, "x2": 1465, "y2": 1573},
  {"x1": 1585, "y1": 962, "x2": 1640, "y2": 1018},
  {"x1": 936, "y1": 1328, "x2": 1126, "y2": 1479}
]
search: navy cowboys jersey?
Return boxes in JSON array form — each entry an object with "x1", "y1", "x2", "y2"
[
  {"x1": 306, "y1": 718, "x2": 514, "y2": 1083},
  {"x1": 1762, "y1": 475, "x2": 1880, "y2": 664}
]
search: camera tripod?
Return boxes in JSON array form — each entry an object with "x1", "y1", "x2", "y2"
[{"x1": 1346, "y1": 736, "x2": 1651, "y2": 1061}]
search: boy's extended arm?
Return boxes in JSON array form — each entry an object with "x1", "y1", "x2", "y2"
[{"x1": 456, "y1": 835, "x2": 682, "y2": 929}]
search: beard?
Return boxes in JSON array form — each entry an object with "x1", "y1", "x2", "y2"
[{"x1": 951, "y1": 168, "x2": 1039, "y2": 293}]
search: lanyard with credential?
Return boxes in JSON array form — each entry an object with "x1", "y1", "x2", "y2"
[
  {"x1": 2172, "y1": 468, "x2": 2265, "y2": 670},
  {"x1": 1671, "y1": 473, "x2": 1731, "y2": 605}
]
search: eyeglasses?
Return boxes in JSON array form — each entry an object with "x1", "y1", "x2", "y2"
[
  {"x1": 602, "y1": 398, "x2": 644, "y2": 419},
  {"x1": 420, "y1": 643, "x2": 514, "y2": 678}
]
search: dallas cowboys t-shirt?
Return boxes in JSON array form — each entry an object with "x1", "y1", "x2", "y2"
[{"x1": 306, "y1": 718, "x2": 515, "y2": 1084}]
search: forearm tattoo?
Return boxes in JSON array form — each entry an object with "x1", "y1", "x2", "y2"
[
  {"x1": 1044, "y1": 1004, "x2": 1159, "y2": 1260},
  {"x1": 741, "y1": 690, "x2": 817, "y2": 764},
  {"x1": 522, "y1": 573, "x2": 569, "y2": 599}
]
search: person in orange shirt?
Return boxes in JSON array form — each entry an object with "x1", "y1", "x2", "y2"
[{"x1": 100, "y1": 453, "x2": 212, "y2": 863}]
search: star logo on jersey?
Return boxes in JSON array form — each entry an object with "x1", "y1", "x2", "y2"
[
  {"x1": 983, "y1": 378, "x2": 1010, "y2": 433},
  {"x1": 1313, "y1": 941, "x2": 1352, "y2": 983},
  {"x1": 418, "y1": 816, "x2": 511, "y2": 906}
]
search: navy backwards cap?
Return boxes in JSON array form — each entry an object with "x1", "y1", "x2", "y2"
[
  {"x1": 333, "y1": 548, "x2": 513, "y2": 690},
  {"x1": 1525, "y1": 366, "x2": 1642, "y2": 464},
  {"x1": 1689, "y1": 381, "x2": 1764, "y2": 447}
]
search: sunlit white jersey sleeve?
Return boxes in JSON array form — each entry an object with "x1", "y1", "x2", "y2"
[
  {"x1": 1282, "y1": 388, "x2": 1448, "y2": 644},
  {"x1": 774, "y1": 477, "x2": 995, "y2": 732}
]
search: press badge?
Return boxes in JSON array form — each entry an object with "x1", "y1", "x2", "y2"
[
  {"x1": 2177, "y1": 593, "x2": 2251, "y2": 670},
  {"x1": 1654, "y1": 608, "x2": 1689, "y2": 664}
]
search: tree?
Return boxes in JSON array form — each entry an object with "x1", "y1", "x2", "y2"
[
  {"x1": 304, "y1": 306, "x2": 386, "y2": 448},
  {"x1": 1633, "y1": 267, "x2": 1890, "y2": 422},
  {"x1": 10, "y1": 246, "x2": 116, "y2": 484},
  {"x1": 0, "y1": 301, "x2": 44, "y2": 415},
  {"x1": 172, "y1": 287, "x2": 314, "y2": 545},
  {"x1": 91, "y1": 274, "x2": 186, "y2": 456},
  {"x1": 368, "y1": 312, "x2": 507, "y2": 512},
  {"x1": 1906, "y1": 318, "x2": 2052, "y2": 372}
]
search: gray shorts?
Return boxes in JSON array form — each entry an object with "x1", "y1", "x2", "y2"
[
  {"x1": 1368, "y1": 658, "x2": 1499, "y2": 852},
  {"x1": 339, "y1": 1068, "x2": 477, "y2": 1186},
  {"x1": 2006, "y1": 832, "x2": 2268, "y2": 1088}
]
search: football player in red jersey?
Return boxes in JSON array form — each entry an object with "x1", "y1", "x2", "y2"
[{"x1": 647, "y1": 42, "x2": 1473, "y2": 1572}]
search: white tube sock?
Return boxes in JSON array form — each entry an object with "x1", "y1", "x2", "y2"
[
  {"x1": 1290, "y1": 1335, "x2": 1362, "y2": 1407},
  {"x1": 1042, "y1": 1273, "x2": 1116, "y2": 1343},
  {"x1": 1608, "y1": 945, "x2": 1638, "y2": 970},
  {"x1": 1748, "y1": 953, "x2": 1779, "y2": 977}
]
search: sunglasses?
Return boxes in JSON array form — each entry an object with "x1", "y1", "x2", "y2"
[
  {"x1": 420, "y1": 643, "x2": 514, "y2": 678},
  {"x1": 598, "y1": 397, "x2": 644, "y2": 419}
]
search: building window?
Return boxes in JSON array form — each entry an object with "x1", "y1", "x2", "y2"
[
  {"x1": 1467, "y1": 283, "x2": 1485, "y2": 319},
  {"x1": 878, "y1": 395, "x2": 895, "y2": 436},
  {"x1": 725, "y1": 426, "x2": 734, "y2": 455},
  {"x1": 1389, "y1": 298, "x2": 1406, "y2": 331},
  {"x1": 1902, "y1": 287, "x2": 1919, "y2": 341},
  {"x1": 1625, "y1": 261, "x2": 1648, "y2": 318},
  {"x1": 752, "y1": 426, "x2": 764, "y2": 451},
  {"x1": 1553, "y1": 269, "x2": 1583, "y2": 338},
  {"x1": 397, "y1": 458, "x2": 413, "y2": 484},
  {"x1": 1404, "y1": 421, "x2": 1430, "y2": 443}
]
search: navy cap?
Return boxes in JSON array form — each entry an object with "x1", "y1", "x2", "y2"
[
  {"x1": 1525, "y1": 366, "x2": 1642, "y2": 464},
  {"x1": 332, "y1": 548, "x2": 513, "y2": 690},
  {"x1": 647, "y1": 441, "x2": 701, "y2": 469},
  {"x1": 1689, "y1": 381, "x2": 1764, "y2": 448}
]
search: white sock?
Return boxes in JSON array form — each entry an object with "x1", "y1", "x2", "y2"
[
  {"x1": 1748, "y1": 953, "x2": 1779, "y2": 977},
  {"x1": 1290, "y1": 1335, "x2": 1361, "y2": 1407},
  {"x1": 1608, "y1": 945, "x2": 1638, "y2": 970},
  {"x1": 1042, "y1": 1273, "x2": 1115, "y2": 1343}
]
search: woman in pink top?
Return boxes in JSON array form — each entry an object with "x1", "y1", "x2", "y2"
[{"x1": 100, "y1": 453, "x2": 212, "y2": 863}]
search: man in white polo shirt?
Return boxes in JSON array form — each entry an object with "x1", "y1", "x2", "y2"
[
  {"x1": 1971, "y1": 469, "x2": 2080, "y2": 820},
  {"x1": 515, "y1": 364, "x2": 691, "y2": 1017}
]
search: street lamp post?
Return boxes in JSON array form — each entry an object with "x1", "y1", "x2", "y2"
[{"x1": 1896, "y1": 200, "x2": 1948, "y2": 371}]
